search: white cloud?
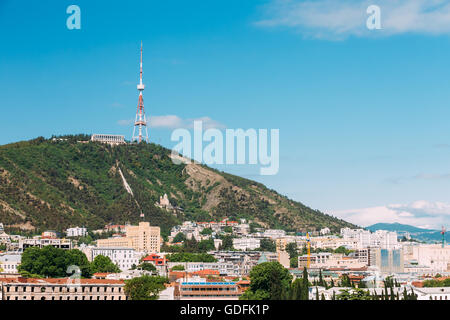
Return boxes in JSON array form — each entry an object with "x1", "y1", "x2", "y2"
[
  {"x1": 334, "y1": 200, "x2": 450, "y2": 229},
  {"x1": 117, "y1": 119, "x2": 134, "y2": 126},
  {"x1": 149, "y1": 115, "x2": 226, "y2": 130},
  {"x1": 256, "y1": 0, "x2": 450, "y2": 39},
  {"x1": 118, "y1": 115, "x2": 226, "y2": 130}
]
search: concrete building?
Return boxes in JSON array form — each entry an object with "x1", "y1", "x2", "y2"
[
  {"x1": 298, "y1": 253, "x2": 366, "y2": 269},
  {"x1": 0, "y1": 277, "x2": 126, "y2": 301},
  {"x1": 412, "y1": 245, "x2": 450, "y2": 272},
  {"x1": 97, "y1": 222, "x2": 160, "y2": 253},
  {"x1": 66, "y1": 227, "x2": 87, "y2": 238},
  {"x1": 232, "y1": 237, "x2": 260, "y2": 251},
  {"x1": 176, "y1": 281, "x2": 243, "y2": 300},
  {"x1": 91, "y1": 134, "x2": 125, "y2": 145},
  {"x1": 0, "y1": 254, "x2": 21, "y2": 274},
  {"x1": 373, "y1": 248, "x2": 404, "y2": 273},
  {"x1": 91, "y1": 247, "x2": 140, "y2": 271},
  {"x1": 19, "y1": 238, "x2": 72, "y2": 251}
]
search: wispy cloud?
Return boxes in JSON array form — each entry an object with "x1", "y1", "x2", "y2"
[
  {"x1": 388, "y1": 172, "x2": 450, "y2": 184},
  {"x1": 334, "y1": 200, "x2": 450, "y2": 229},
  {"x1": 255, "y1": 0, "x2": 450, "y2": 39},
  {"x1": 117, "y1": 115, "x2": 226, "y2": 130},
  {"x1": 117, "y1": 119, "x2": 134, "y2": 126}
]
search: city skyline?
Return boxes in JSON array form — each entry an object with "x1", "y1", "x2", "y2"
[{"x1": 1, "y1": 1, "x2": 450, "y2": 228}]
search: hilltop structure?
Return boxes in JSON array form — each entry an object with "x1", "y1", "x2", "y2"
[{"x1": 132, "y1": 42, "x2": 149, "y2": 143}]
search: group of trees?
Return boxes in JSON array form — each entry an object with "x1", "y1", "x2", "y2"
[
  {"x1": 240, "y1": 261, "x2": 419, "y2": 301},
  {"x1": 162, "y1": 236, "x2": 216, "y2": 253},
  {"x1": 240, "y1": 262, "x2": 310, "y2": 300},
  {"x1": 124, "y1": 275, "x2": 168, "y2": 300},
  {"x1": 18, "y1": 246, "x2": 120, "y2": 278},
  {"x1": 423, "y1": 278, "x2": 450, "y2": 287}
]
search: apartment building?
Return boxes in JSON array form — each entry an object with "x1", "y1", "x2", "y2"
[
  {"x1": 19, "y1": 238, "x2": 72, "y2": 251},
  {"x1": 0, "y1": 277, "x2": 126, "y2": 301},
  {"x1": 91, "y1": 247, "x2": 139, "y2": 271},
  {"x1": 97, "y1": 222, "x2": 160, "y2": 253}
]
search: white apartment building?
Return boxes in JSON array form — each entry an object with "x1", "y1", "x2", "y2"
[
  {"x1": 298, "y1": 252, "x2": 366, "y2": 269},
  {"x1": 233, "y1": 237, "x2": 260, "y2": 251},
  {"x1": 91, "y1": 247, "x2": 140, "y2": 272},
  {"x1": 91, "y1": 134, "x2": 125, "y2": 145},
  {"x1": 263, "y1": 229, "x2": 286, "y2": 239},
  {"x1": 66, "y1": 227, "x2": 87, "y2": 238},
  {"x1": 19, "y1": 238, "x2": 72, "y2": 251},
  {"x1": 412, "y1": 245, "x2": 450, "y2": 272},
  {"x1": 0, "y1": 254, "x2": 21, "y2": 274},
  {"x1": 340, "y1": 228, "x2": 398, "y2": 249}
]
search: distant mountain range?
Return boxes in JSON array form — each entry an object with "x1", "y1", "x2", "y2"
[{"x1": 367, "y1": 222, "x2": 445, "y2": 243}]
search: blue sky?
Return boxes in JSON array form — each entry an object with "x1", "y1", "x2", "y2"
[{"x1": 1, "y1": 0, "x2": 450, "y2": 228}]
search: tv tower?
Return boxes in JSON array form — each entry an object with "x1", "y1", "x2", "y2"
[{"x1": 132, "y1": 41, "x2": 149, "y2": 143}]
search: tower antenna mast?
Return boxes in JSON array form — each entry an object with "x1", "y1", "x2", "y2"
[{"x1": 132, "y1": 41, "x2": 149, "y2": 143}]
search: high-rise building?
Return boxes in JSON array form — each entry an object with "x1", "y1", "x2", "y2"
[{"x1": 97, "y1": 222, "x2": 160, "y2": 253}]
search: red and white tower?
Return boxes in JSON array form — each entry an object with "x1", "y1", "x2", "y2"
[{"x1": 132, "y1": 41, "x2": 149, "y2": 143}]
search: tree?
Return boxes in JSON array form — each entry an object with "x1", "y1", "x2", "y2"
[
  {"x1": 138, "y1": 262, "x2": 157, "y2": 272},
  {"x1": 301, "y1": 267, "x2": 309, "y2": 300},
  {"x1": 173, "y1": 232, "x2": 186, "y2": 243},
  {"x1": 200, "y1": 228, "x2": 212, "y2": 235},
  {"x1": 336, "y1": 288, "x2": 372, "y2": 300},
  {"x1": 220, "y1": 235, "x2": 234, "y2": 251},
  {"x1": 258, "y1": 238, "x2": 276, "y2": 252},
  {"x1": 224, "y1": 226, "x2": 233, "y2": 233},
  {"x1": 240, "y1": 262, "x2": 292, "y2": 300},
  {"x1": 290, "y1": 257, "x2": 298, "y2": 268},
  {"x1": 90, "y1": 255, "x2": 121, "y2": 274},
  {"x1": 197, "y1": 239, "x2": 215, "y2": 252},
  {"x1": 124, "y1": 275, "x2": 168, "y2": 300},
  {"x1": 18, "y1": 246, "x2": 92, "y2": 278},
  {"x1": 285, "y1": 242, "x2": 298, "y2": 260},
  {"x1": 171, "y1": 265, "x2": 185, "y2": 271}
]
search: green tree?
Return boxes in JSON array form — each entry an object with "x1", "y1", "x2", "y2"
[
  {"x1": 171, "y1": 265, "x2": 185, "y2": 271},
  {"x1": 200, "y1": 228, "x2": 213, "y2": 235},
  {"x1": 240, "y1": 262, "x2": 292, "y2": 300},
  {"x1": 173, "y1": 232, "x2": 186, "y2": 243},
  {"x1": 301, "y1": 267, "x2": 309, "y2": 300},
  {"x1": 285, "y1": 242, "x2": 298, "y2": 260},
  {"x1": 336, "y1": 288, "x2": 372, "y2": 300},
  {"x1": 258, "y1": 238, "x2": 276, "y2": 252},
  {"x1": 138, "y1": 262, "x2": 157, "y2": 272},
  {"x1": 124, "y1": 275, "x2": 168, "y2": 300},
  {"x1": 90, "y1": 255, "x2": 121, "y2": 274},
  {"x1": 220, "y1": 235, "x2": 234, "y2": 251},
  {"x1": 18, "y1": 246, "x2": 91, "y2": 278},
  {"x1": 290, "y1": 257, "x2": 298, "y2": 268}
]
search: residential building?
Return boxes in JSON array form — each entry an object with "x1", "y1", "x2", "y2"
[
  {"x1": 19, "y1": 238, "x2": 72, "y2": 251},
  {"x1": 0, "y1": 277, "x2": 126, "y2": 301},
  {"x1": 66, "y1": 227, "x2": 87, "y2": 238},
  {"x1": 91, "y1": 247, "x2": 139, "y2": 271},
  {"x1": 97, "y1": 222, "x2": 160, "y2": 253},
  {"x1": 232, "y1": 237, "x2": 260, "y2": 251}
]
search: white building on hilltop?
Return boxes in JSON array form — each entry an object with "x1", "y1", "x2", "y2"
[{"x1": 91, "y1": 134, "x2": 126, "y2": 145}]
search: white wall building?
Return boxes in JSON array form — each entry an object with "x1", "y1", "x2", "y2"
[
  {"x1": 91, "y1": 247, "x2": 140, "y2": 272},
  {"x1": 233, "y1": 237, "x2": 260, "y2": 251},
  {"x1": 0, "y1": 254, "x2": 21, "y2": 274},
  {"x1": 66, "y1": 227, "x2": 88, "y2": 238}
]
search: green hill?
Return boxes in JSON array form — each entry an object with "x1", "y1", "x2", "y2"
[{"x1": 0, "y1": 135, "x2": 356, "y2": 235}]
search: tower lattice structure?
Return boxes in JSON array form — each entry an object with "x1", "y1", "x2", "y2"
[{"x1": 132, "y1": 42, "x2": 149, "y2": 143}]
